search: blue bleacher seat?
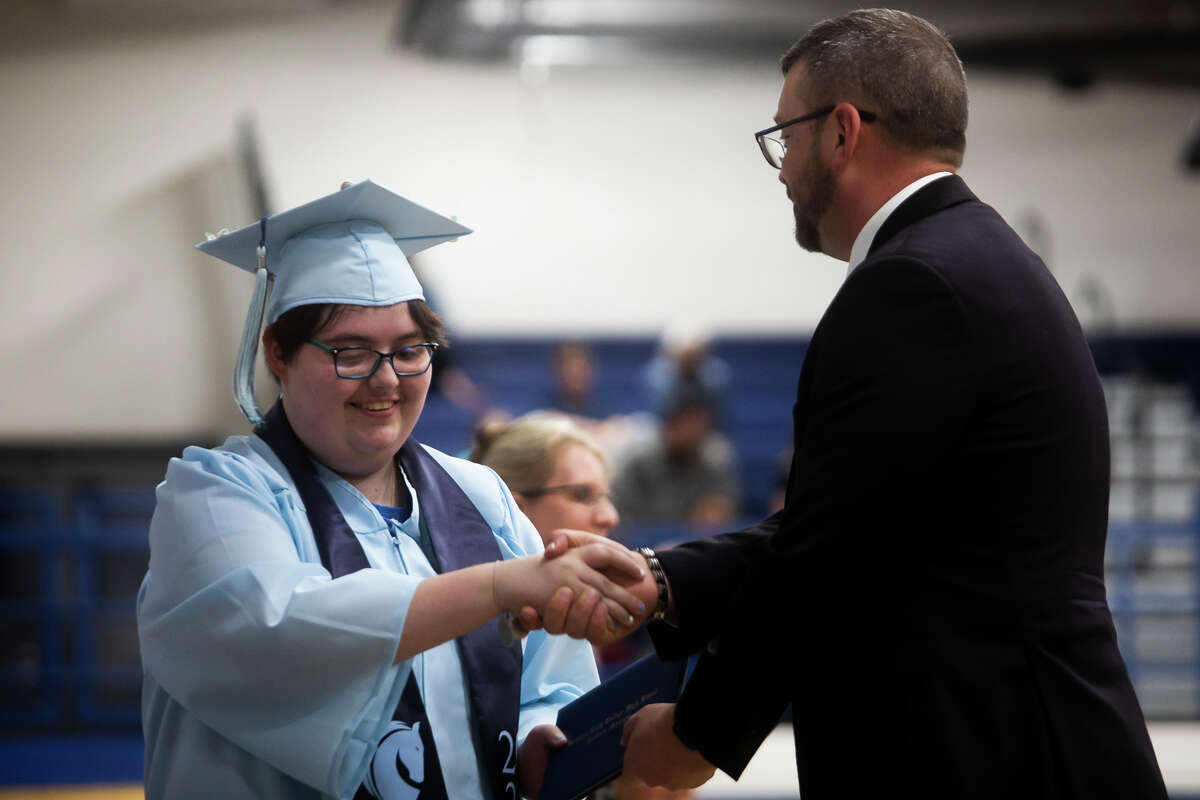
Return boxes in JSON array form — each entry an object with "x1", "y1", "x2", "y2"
[
  {"x1": 0, "y1": 489, "x2": 65, "y2": 728},
  {"x1": 73, "y1": 488, "x2": 156, "y2": 727},
  {"x1": 1107, "y1": 519, "x2": 1200, "y2": 716}
]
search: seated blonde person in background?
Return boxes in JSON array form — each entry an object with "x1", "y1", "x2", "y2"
[
  {"x1": 472, "y1": 411, "x2": 618, "y2": 542},
  {"x1": 473, "y1": 411, "x2": 693, "y2": 800}
]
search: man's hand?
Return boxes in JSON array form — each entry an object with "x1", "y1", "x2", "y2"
[
  {"x1": 621, "y1": 703, "x2": 715, "y2": 790},
  {"x1": 519, "y1": 530, "x2": 660, "y2": 644},
  {"x1": 517, "y1": 724, "x2": 568, "y2": 800}
]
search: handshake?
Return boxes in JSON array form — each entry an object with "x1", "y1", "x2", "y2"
[{"x1": 490, "y1": 530, "x2": 665, "y2": 644}]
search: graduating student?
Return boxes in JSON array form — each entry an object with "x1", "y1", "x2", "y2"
[{"x1": 137, "y1": 180, "x2": 645, "y2": 799}]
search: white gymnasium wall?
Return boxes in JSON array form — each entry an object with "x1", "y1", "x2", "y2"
[{"x1": 1, "y1": 2, "x2": 1197, "y2": 439}]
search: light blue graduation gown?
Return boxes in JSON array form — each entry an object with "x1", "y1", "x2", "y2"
[{"x1": 137, "y1": 434, "x2": 599, "y2": 799}]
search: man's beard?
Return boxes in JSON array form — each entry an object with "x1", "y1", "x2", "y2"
[{"x1": 792, "y1": 147, "x2": 834, "y2": 254}]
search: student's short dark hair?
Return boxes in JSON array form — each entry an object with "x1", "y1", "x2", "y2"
[
  {"x1": 780, "y1": 9, "x2": 968, "y2": 166},
  {"x1": 266, "y1": 298, "x2": 448, "y2": 365}
]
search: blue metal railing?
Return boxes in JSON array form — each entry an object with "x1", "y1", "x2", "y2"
[
  {"x1": 1108, "y1": 515, "x2": 1200, "y2": 716},
  {"x1": 0, "y1": 489, "x2": 65, "y2": 728},
  {"x1": 73, "y1": 488, "x2": 155, "y2": 727}
]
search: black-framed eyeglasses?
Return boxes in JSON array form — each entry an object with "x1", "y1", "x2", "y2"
[
  {"x1": 754, "y1": 105, "x2": 877, "y2": 169},
  {"x1": 519, "y1": 483, "x2": 614, "y2": 506},
  {"x1": 306, "y1": 339, "x2": 439, "y2": 379}
]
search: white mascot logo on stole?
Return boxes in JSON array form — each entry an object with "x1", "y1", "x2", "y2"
[{"x1": 365, "y1": 721, "x2": 425, "y2": 799}]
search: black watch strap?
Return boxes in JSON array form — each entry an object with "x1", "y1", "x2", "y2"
[{"x1": 637, "y1": 547, "x2": 670, "y2": 623}]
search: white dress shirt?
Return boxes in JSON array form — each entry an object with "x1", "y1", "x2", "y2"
[{"x1": 847, "y1": 171, "x2": 953, "y2": 275}]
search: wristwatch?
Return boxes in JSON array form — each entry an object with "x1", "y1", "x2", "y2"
[{"x1": 637, "y1": 547, "x2": 670, "y2": 623}]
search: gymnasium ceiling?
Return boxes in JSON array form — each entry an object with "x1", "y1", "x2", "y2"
[{"x1": 5, "y1": 0, "x2": 1198, "y2": 89}]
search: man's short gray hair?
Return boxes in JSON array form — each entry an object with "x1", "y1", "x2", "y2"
[{"x1": 781, "y1": 9, "x2": 968, "y2": 166}]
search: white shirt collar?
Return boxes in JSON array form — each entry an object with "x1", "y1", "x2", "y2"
[{"x1": 847, "y1": 171, "x2": 953, "y2": 276}]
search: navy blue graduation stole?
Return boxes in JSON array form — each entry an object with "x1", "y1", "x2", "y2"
[{"x1": 255, "y1": 401, "x2": 522, "y2": 800}]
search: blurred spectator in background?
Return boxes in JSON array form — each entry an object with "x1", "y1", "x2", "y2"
[
  {"x1": 613, "y1": 391, "x2": 739, "y2": 528},
  {"x1": 641, "y1": 323, "x2": 731, "y2": 425},
  {"x1": 548, "y1": 340, "x2": 607, "y2": 419},
  {"x1": 545, "y1": 340, "x2": 650, "y2": 461},
  {"x1": 410, "y1": 257, "x2": 488, "y2": 414},
  {"x1": 471, "y1": 410, "x2": 619, "y2": 542},
  {"x1": 427, "y1": 340, "x2": 487, "y2": 412}
]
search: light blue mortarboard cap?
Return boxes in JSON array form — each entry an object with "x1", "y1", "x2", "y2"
[
  {"x1": 197, "y1": 179, "x2": 472, "y2": 323},
  {"x1": 194, "y1": 179, "x2": 472, "y2": 426}
]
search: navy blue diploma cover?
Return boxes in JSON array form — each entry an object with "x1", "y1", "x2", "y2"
[{"x1": 540, "y1": 654, "x2": 688, "y2": 800}]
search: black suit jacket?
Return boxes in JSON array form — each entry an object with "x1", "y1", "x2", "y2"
[{"x1": 650, "y1": 176, "x2": 1167, "y2": 799}]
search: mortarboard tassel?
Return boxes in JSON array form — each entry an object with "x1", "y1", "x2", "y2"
[{"x1": 233, "y1": 219, "x2": 271, "y2": 426}]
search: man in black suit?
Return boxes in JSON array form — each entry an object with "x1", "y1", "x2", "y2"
[{"x1": 536, "y1": 9, "x2": 1167, "y2": 799}]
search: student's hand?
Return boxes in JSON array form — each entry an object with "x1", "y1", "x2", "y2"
[
  {"x1": 621, "y1": 703, "x2": 715, "y2": 790},
  {"x1": 517, "y1": 724, "x2": 568, "y2": 800}
]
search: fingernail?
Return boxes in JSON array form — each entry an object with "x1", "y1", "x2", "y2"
[
  {"x1": 638, "y1": 602, "x2": 645, "y2": 613},
  {"x1": 627, "y1": 614, "x2": 635, "y2": 625},
  {"x1": 553, "y1": 734, "x2": 567, "y2": 744}
]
